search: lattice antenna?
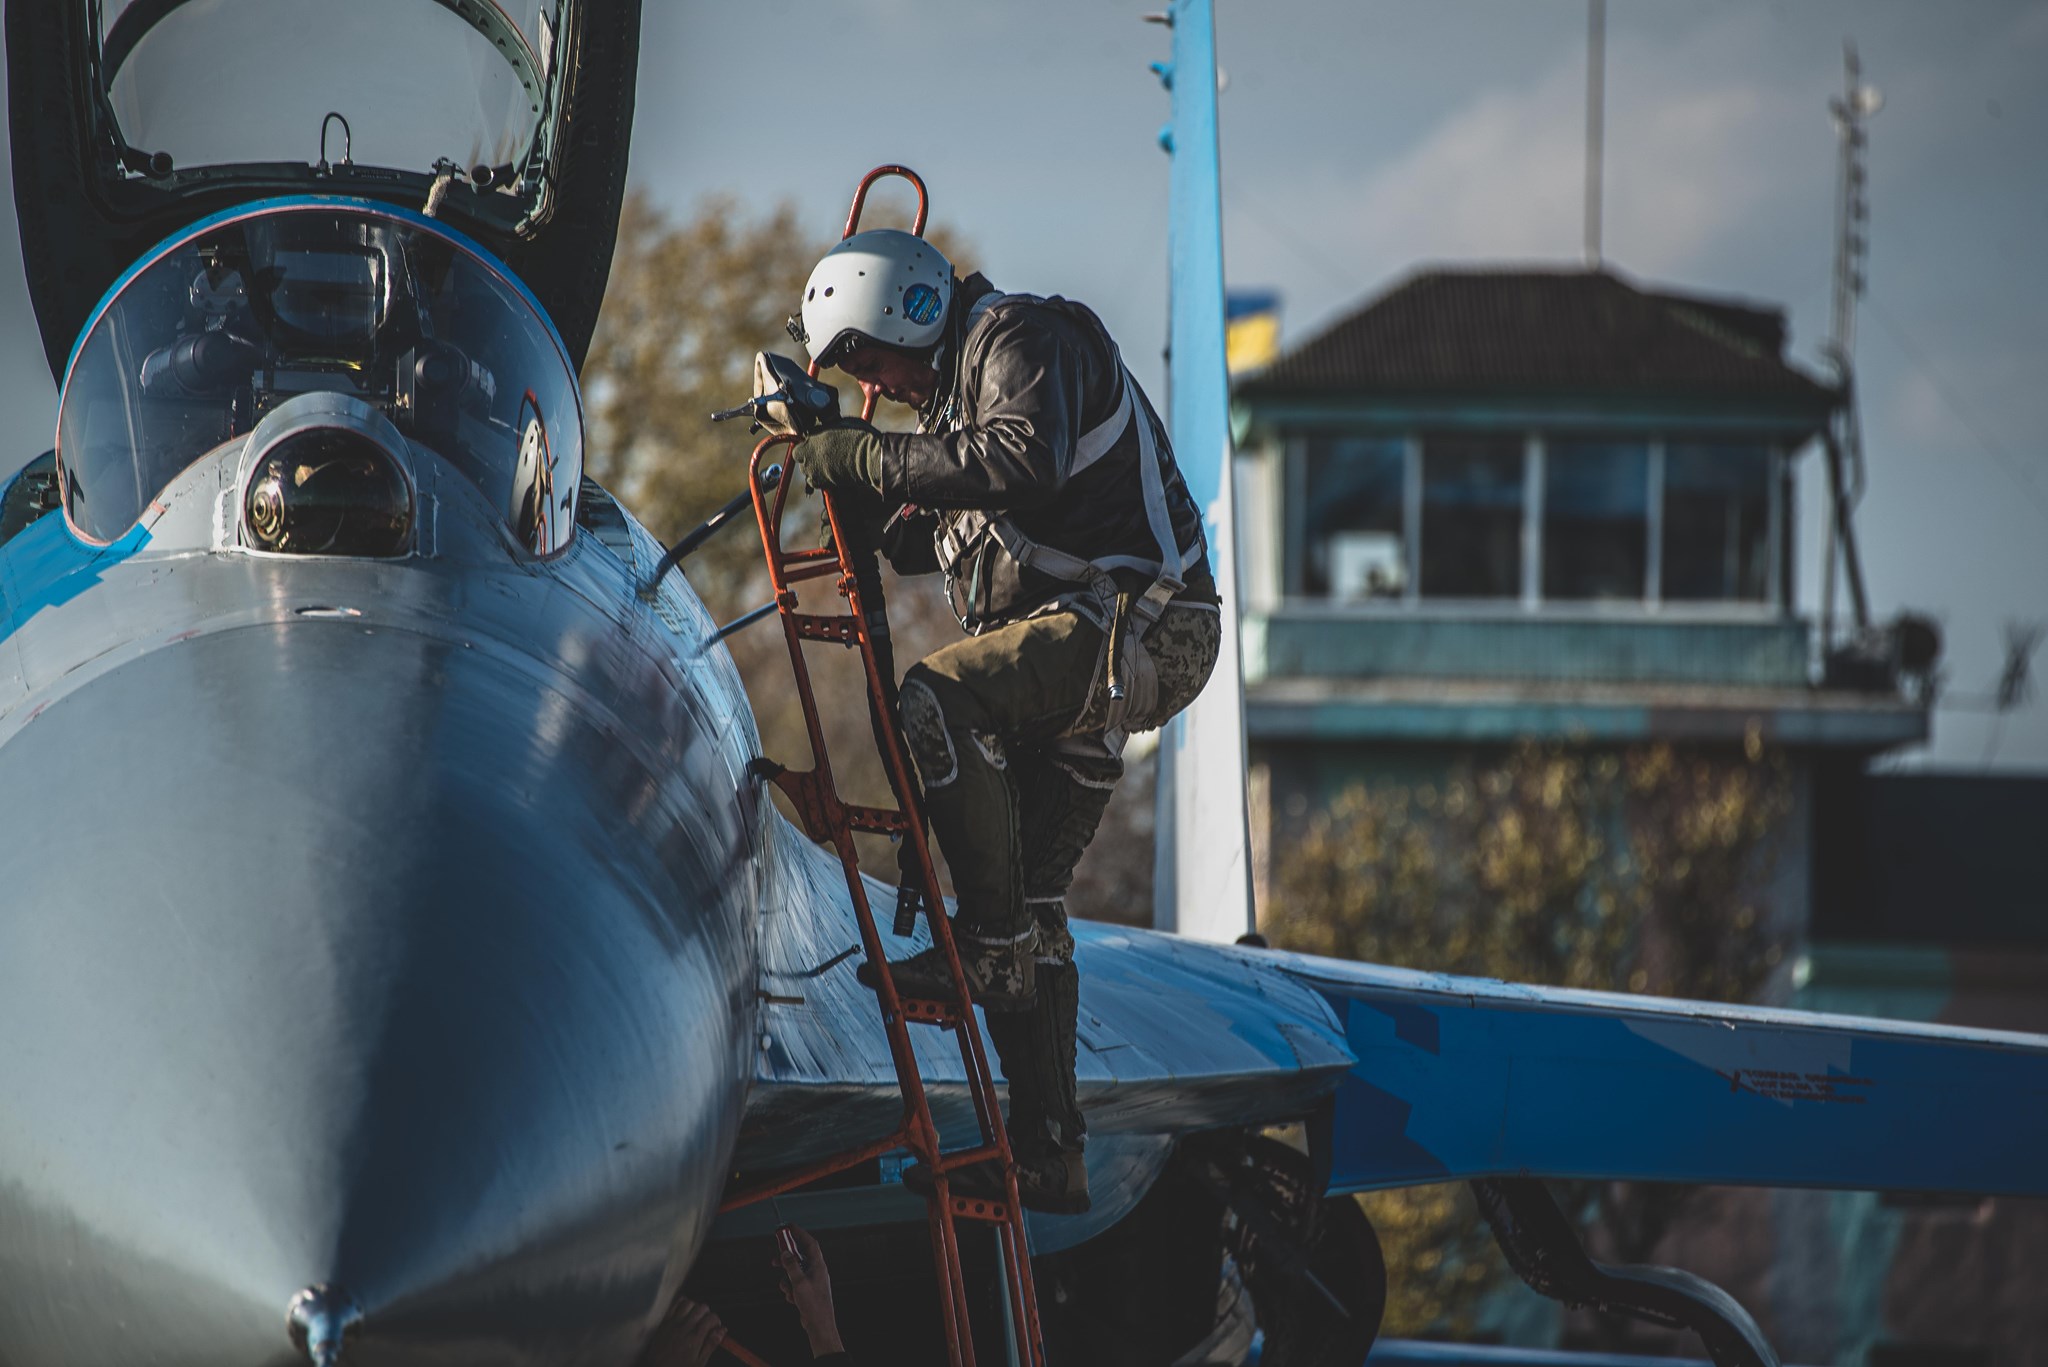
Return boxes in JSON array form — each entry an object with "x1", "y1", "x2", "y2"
[
  {"x1": 1819, "y1": 43, "x2": 1883, "y2": 640},
  {"x1": 1825, "y1": 43, "x2": 1882, "y2": 375},
  {"x1": 1996, "y1": 622, "x2": 2044, "y2": 712}
]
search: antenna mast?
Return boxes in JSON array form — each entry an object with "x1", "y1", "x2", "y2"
[{"x1": 1584, "y1": 0, "x2": 1605, "y2": 268}]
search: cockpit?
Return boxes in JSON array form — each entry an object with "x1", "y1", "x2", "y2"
[{"x1": 56, "y1": 201, "x2": 583, "y2": 554}]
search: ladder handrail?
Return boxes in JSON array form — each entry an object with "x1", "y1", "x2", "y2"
[{"x1": 842, "y1": 163, "x2": 930, "y2": 241}]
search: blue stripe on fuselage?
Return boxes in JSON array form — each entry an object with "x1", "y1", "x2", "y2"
[{"x1": 0, "y1": 513, "x2": 151, "y2": 643}]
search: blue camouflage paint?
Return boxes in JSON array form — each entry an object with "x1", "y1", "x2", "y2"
[
  {"x1": 0, "y1": 512, "x2": 151, "y2": 643},
  {"x1": 1300, "y1": 967, "x2": 2048, "y2": 1196}
]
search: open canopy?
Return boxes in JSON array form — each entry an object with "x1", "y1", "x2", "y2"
[
  {"x1": 98, "y1": 0, "x2": 552, "y2": 185},
  {"x1": 7, "y1": 0, "x2": 640, "y2": 381}
]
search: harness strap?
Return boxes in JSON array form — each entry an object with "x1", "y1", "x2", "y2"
[
  {"x1": 995, "y1": 360, "x2": 1190, "y2": 736},
  {"x1": 1070, "y1": 382, "x2": 1132, "y2": 477},
  {"x1": 1122, "y1": 375, "x2": 1188, "y2": 627},
  {"x1": 938, "y1": 296, "x2": 1201, "y2": 734},
  {"x1": 988, "y1": 363, "x2": 1194, "y2": 601}
]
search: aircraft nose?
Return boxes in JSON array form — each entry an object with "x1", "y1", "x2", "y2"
[{"x1": 0, "y1": 621, "x2": 753, "y2": 1364}]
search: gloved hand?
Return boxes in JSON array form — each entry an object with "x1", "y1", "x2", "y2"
[
  {"x1": 750, "y1": 351, "x2": 841, "y2": 438},
  {"x1": 797, "y1": 423, "x2": 885, "y2": 494}
]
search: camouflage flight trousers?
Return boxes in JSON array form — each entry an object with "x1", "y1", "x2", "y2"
[{"x1": 898, "y1": 594, "x2": 1221, "y2": 1155}]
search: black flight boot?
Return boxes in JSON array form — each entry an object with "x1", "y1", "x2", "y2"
[
  {"x1": 856, "y1": 929, "x2": 1036, "y2": 1012},
  {"x1": 902, "y1": 1143, "x2": 1090, "y2": 1216}
]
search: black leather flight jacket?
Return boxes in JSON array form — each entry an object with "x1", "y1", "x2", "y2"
[{"x1": 872, "y1": 275, "x2": 1215, "y2": 632}]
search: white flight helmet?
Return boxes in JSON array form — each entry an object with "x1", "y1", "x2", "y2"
[{"x1": 798, "y1": 229, "x2": 953, "y2": 365}]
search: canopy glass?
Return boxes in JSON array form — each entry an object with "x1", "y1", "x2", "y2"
[
  {"x1": 57, "y1": 200, "x2": 583, "y2": 554},
  {"x1": 96, "y1": 0, "x2": 554, "y2": 183}
]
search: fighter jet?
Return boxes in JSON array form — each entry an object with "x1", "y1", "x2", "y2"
[{"x1": 2, "y1": 3, "x2": 2044, "y2": 1366}]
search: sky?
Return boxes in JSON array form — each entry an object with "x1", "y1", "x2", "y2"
[{"x1": 3, "y1": 0, "x2": 2043, "y2": 770}]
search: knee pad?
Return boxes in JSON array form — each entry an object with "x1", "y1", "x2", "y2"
[
  {"x1": 898, "y1": 676, "x2": 959, "y2": 788},
  {"x1": 1027, "y1": 898, "x2": 1075, "y2": 965}
]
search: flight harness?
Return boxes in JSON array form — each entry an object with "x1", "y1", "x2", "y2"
[{"x1": 933, "y1": 294, "x2": 1206, "y2": 737}]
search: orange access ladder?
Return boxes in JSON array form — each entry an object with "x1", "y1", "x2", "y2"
[{"x1": 712, "y1": 167, "x2": 1049, "y2": 1367}]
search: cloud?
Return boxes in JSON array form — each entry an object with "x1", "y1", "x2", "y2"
[
  {"x1": 2013, "y1": 2, "x2": 2048, "y2": 51},
  {"x1": 1606, "y1": 80, "x2": 1781, "y2": 273},
  {"x1": 1346, "y1": 63, "x2": 1588, "y2": 264},
  {"x1": 1889, "y1": 371, "x2": 1955, "y2": 450},
  {"x1": 1253, "y1": 17, "x2": 1804, "y2": 291}
]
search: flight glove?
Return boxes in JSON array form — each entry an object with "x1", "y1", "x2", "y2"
[{"x1": 798, "y1": 423, "x2": 886, "y2": 495}]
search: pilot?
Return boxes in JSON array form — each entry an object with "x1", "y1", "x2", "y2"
[{"x1": 778, "y1": 228, "x2": 1221, "y2": 1213}]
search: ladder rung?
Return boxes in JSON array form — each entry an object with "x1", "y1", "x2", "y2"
[
  {"x1": 784, "y1": 560, "x2": 843, "y2": 585},
  {"x1": 934, "y1": 1144, "x2": 1004, "y2": 1172},
  {"x1": 898, "y1": 996, "x2": 962, "y2": 1026},
  {"x1": 950, "y1": 1194, "x2": 1012, "y2": 1223},
  {"x1": 791, "y1": 613, "x2": 862, "y2": 644},
  {"x1": 845, "y1": 804, "x2": 911, "y2": 836}
]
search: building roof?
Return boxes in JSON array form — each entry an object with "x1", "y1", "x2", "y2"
[{"x1": 1234, "y1": 267, "x2": 1838, "y2": 408}]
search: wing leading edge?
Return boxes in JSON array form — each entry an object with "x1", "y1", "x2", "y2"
[
  {"x1": 736, "y1": 818, "x2": 1354, "y2": 1177},
  {"x1": 741, "y1": 875, "x2": 2048, "y2": 1205},
  {"x1": 1274, "y1": 950, "x2": 2048, "y2": 1198}
]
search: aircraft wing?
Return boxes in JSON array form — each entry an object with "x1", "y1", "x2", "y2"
[
  {"x1": 735, "y1": 817, "x2": 1355, "y2": 1178},
  {"x1": 1270, "y1": 948, "x2": 2048, "y2": 1198},
  {"x1": 737, "y1": 830, "x2": 2048, "y2": 1208}
]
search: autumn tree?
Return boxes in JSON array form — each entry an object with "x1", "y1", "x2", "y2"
[
  {"x1": 583, "y1": 186, "x2": 974, "y2": 603},
  {"x1": 578, "y1": 192, "x2": 1219, "y2": 911},
  {"x1": 582, "y1": 190, "x2": 824, "y2": 616},
  {"x1": 580, "y1": 191, "x2": 964, "y2": 872},
  {"x1": 1262, "y1": 740, "x2": 1791, "y2": 1338}
]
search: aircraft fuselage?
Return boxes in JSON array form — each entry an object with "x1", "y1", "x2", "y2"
[{"x1": 0, "y1": 444, "x2": 765, "y2": 1364}]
